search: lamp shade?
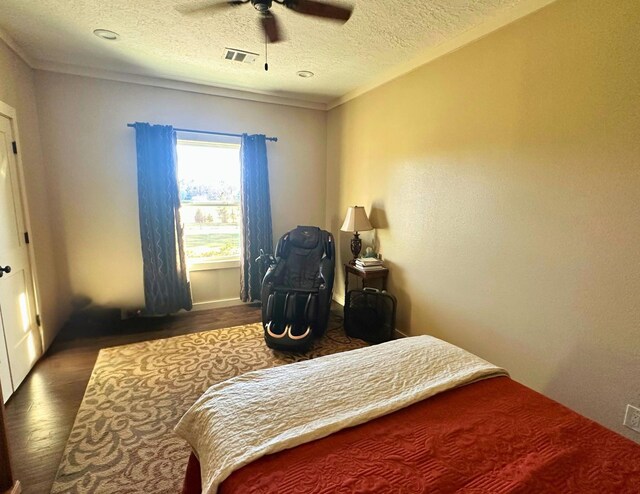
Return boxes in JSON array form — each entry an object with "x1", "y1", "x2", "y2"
[{"x1": 340, "y1": 206, "x2": 373, "y2": 233}]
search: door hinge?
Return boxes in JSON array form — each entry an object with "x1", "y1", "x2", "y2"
[
  {"x1": 24, "y1": 231, "x2": 30, "y2": 244},
  {"x1": 36, "y1": 314, "x2": 41, "y2": 327},
  {"x1": 12, "y1": 141, "x2": 17, "y2": 154}
]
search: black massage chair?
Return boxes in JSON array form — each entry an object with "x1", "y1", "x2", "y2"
[{"x1": 260, "y1": 226, "x2": 335, "y2": 351}]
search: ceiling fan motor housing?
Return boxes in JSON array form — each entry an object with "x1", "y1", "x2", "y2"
[{"x1": 252, "y1": 0, "x2": 272, "y2": 12}]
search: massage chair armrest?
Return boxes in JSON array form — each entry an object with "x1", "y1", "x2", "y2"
[
  {"x1": 262, "y1": 258, "x2": 286, "y2": 287},
  {"x1": 315, "y1": 256, "x2": 335, "y2": 335},
  {"x1": 262, "y1": 263, "x2": 277, "y2": 286},
  {"x1": 261, "y1": 261, "x2": 283, "y2": 321},
  {"x1": 318, "y1": 256, "x2": 335, "y2": 294}
]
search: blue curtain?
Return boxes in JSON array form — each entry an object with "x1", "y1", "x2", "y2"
[
  {"x1": 240, "y1": 134, "x2": 274, "y2": 302},
  {"x1": 134, "y1": 122, "x2": 192, "y2": 314}
]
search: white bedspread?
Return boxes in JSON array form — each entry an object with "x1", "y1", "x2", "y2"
[{"x1": 174, "y1": 335, "x2": 507, "y2": 494}]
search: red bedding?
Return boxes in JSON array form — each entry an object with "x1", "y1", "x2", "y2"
[{"x1": 182, "y1": 377, "x2": 640, "y2": 493}]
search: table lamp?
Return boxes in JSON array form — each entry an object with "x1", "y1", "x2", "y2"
[{"x1": 340, "y1": 206, "x2": 373, "y2": 263}]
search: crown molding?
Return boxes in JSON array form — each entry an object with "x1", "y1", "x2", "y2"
[
  {"x1": 0, "y1": 26, "x2": 35, "y2": 68},
  {"x1": 327, "y1": 0, "x2": 557, "y2": 110},
  {"x1": 33, "y1": 60, "x2": 328, "y2": 111}
]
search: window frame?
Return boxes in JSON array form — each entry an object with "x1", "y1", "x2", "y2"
[{"x1": 175, "y1": 133, "x2": 242, "y2": 271}]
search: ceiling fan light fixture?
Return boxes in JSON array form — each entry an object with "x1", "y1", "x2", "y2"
[
  {"x1": 252, "y1": 0, "x2": 272, "y2": 12},
  {"x1": 93, "y1": 29, "x2": 120, "y2": 41},
  {"x1": 297, "y1": 70, "x2": 314, "y2": 78}
]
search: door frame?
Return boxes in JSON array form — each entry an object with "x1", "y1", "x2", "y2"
[{"x1": 0, "y1": 100, "x2": 44, "y2": 357}]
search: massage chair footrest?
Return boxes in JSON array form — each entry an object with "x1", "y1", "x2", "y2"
[{"x1": 264, "y1": 331, "x2": 315, "y2": 352}]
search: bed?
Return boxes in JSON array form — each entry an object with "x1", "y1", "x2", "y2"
[{"x1": 177, "y1": 337, "x2": 640, "y2": 494}]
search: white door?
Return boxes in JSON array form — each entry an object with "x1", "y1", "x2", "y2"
[
  {"x1": 0, "y1": 112, "x2": 41, "y2": 402},
  {"x1": 0, "y1": 312, "x2": 11, "y2": 402}
]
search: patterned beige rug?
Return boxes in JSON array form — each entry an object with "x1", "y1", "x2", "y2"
[{"x1": 51, "y1": 322, "x2": 367, "y2": 493}]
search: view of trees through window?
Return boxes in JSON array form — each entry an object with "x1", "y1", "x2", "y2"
[{"x1": 176, "y1": 140, "x2": 241, "y2": 262}]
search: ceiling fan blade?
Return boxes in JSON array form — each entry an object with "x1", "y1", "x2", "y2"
[
  {"x1": 284, "y1": 0, "x2": 352, "y2": 22},
  {"x1": 261, "y1": 12, "x2": 283, "y2": 43},
  {"x1": 176, "y1": 0, "x2": 248, "y2": 15}
]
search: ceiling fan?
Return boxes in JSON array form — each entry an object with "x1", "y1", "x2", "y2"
[{"x1": 178, "y1": 0, "x2": 354, "y2": 44}]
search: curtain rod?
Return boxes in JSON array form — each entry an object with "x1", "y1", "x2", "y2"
[{"x1": 126, "y1": 123, "x2": 278, "y2": 142}]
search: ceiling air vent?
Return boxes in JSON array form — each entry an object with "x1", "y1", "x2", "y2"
[{"x1": 223, "y1": 48, "x2": 259, "y2": 64}]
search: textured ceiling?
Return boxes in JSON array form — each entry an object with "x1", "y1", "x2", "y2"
[{"x1": 0, "y1": 0, "x2": 534, "y2": 104}]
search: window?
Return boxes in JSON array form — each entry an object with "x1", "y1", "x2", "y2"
[{"x1": 176, "y1": 139, "x2": 241, "y2": 266}]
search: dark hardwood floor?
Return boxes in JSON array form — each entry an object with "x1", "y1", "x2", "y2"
[{"x1": 4, "y1": 304, "x2": 263, "y2": 494}]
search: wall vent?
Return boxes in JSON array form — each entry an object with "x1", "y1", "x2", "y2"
[{"x1": 223, "y1": 48, "x2": 259, "y2": 64}]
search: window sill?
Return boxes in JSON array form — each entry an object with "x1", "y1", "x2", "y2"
[{"x1": 188, "y1": 259, "x2": 240, "y2": 272}]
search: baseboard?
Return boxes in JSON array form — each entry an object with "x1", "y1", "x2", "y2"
[
  {"x1": 192, "y1": 298, "x2": 244, "y2": 311},
  {"x1": 394, "y1": 328, "x2": 409, "y2": 339},
  {"x1": 2, "y1": 481, "x2": 21, "y2": 494}
]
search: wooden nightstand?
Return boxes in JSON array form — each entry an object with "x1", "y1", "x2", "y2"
[{"x1": 344, "y1": 263, "x2": 389, "y2": 294}]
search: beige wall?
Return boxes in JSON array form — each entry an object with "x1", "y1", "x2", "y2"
[
  {"x1": 327, "y1": 0, "x2": 640, "y2": 441},
  {"x1": 189, "y1": 266, "x2": 241, "y2": 308},
  {"x1": 0, "y1": 39, "x2": 68, "y2": 349},
  {"x1": 34, "y1": 72, "x2": 327, "y2": 310}
]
